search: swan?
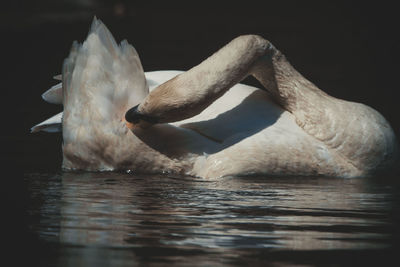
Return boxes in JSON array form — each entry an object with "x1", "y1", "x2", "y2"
[{"x1": 32, "y1": 18, "x2": 398, "y2": 178}]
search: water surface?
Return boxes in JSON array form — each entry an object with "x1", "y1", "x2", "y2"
[{"x1": 23, "y1": 172, "x2": 400, "y2": 266}]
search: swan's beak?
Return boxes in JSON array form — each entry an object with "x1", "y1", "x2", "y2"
[{"x1": 125, "y1": 105, "x2": 159, "y2": 130}]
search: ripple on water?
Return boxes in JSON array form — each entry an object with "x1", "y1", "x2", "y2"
[{"x1": 23, "y1": 172, "x2": 400, "y2": 266}]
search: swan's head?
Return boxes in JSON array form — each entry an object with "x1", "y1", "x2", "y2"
[{"x1": 125, "y1": 104, "x2": 159, "y2": 129}]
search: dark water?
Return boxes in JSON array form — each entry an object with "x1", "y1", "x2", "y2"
[{"x1": 20, "y1": 172, "x2": 400, "y2": 266}]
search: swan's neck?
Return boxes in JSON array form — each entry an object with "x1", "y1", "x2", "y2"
[
  {"x1": 136, "y1": 35, "x2": 327, "y2": 125},
  {"x1": 136, "y1": 35, "x2": 273, "y2": 123}
]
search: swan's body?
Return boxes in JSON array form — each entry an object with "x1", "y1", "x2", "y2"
[{"x1": 32, "y1": 19, "x2": 398, "y2": 178}]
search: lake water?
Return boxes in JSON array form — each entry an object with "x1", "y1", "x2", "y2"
[{"x1": 20, "y1": 172, "x2": 400, "y2": 266}]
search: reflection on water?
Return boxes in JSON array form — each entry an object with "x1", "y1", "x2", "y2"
[{"x1": 25, "y1": 172, "x2": 399, "y2": 266}]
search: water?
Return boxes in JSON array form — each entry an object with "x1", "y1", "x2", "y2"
[{"x1": 21, "y1": 172, "x2": 400, "y2": 266}]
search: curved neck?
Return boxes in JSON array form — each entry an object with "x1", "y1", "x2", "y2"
[
  {"x1": 137, "y1": 35, "x2": 328, "y2": 124},
  {"x1": 137, "y1": 35, "x2": 273, "y2": 123}
]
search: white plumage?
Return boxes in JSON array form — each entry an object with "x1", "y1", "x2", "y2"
[{"x1": 32, "y1": 18, "x2": 398, "y2": 178}]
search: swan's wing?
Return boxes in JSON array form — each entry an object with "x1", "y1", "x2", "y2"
[
  {"x1": 144, "y1": 70, "x2": 284, "y2": 144},
  {"x1": 177, "y1": 86, "x2": 283, "y2": 144},
  {"x1": 42, "y1": 82, "x2": 62, "y2": 104},
  {"x1": 31, "y1": 112, "x2": 63, "y2": 133},
  {"x1": 145, "y1": 70, "x2": 184, "y2": 91}
]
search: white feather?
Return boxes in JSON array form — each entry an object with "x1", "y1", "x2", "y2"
[
  {"x1": 42, "y1": 82, "x2": 62, "y2": 104},
  {"x1": 31, "y1": 112, "x2": 62, "y2": 133}
]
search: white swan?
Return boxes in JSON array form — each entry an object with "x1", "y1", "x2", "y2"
[{"x1": 32, "y1": 18, "x2": 398, "y2": 178}]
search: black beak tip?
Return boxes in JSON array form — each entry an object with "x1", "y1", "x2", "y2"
[
  {"x1": 125, "y1": 105, "x2": 160, "y2": 124},
  {"x1": 125, "y1": 104, "x2": 140, "y2": 123}
]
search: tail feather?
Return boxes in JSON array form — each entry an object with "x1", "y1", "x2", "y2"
[
  {"x1": 32, "y1": 17, "x2": 148, "y2": 138},
  {"x1": 62, "y1": 17, "x2": 148, "y2": 143},
  {"x1": 62, "y1": 40, "x2": 80, "y2": 110},
  {"x1": 89, "y1": 16, "x2": 118, "y2": 57}
]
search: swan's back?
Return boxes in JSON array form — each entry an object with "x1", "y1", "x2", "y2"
[{"x1": 141, "y1": 72, "x2": 363, "y2": 178}]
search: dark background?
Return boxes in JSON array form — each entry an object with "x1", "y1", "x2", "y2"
[{"x1": 1, "y1": 0, "x2": 399, "y2": 264}]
